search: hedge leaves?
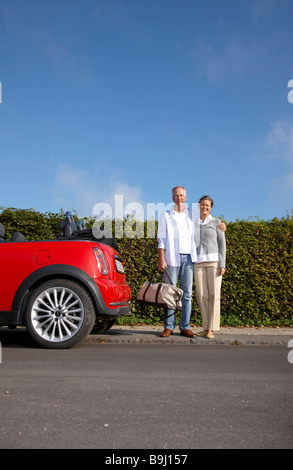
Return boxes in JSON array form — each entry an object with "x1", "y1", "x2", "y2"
[{"x1": 1, "y1": 207, "x2": 292, "y2": 327}]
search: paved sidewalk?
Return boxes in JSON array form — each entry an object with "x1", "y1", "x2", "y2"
[{"x1": 85, "y1": 325, "x2": 293, "y2": 346}]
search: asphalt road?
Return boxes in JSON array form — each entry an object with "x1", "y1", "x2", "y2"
[{"x1": 0, "y1": 340, "x2": 292, "y2": 450}]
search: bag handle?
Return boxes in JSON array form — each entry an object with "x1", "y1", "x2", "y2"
[
  {"x1": 163, "y1": 268, "x2": 174, "y2": 285},
  {"x1": 151, "y1": 268, "x2": 174, "y2": 285}
]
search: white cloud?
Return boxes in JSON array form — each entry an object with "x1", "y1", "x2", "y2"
[
  {"x1": 191, "y1": 36, "x2": 265, "y2": 82},
  {"x1": 264, "y1": 119, "x2": 293, "y2": 165},
  {"x1": 53, "y1": 164, "x2": 96, "y2": 215},
  {"x1": 52, "y1": 162, "x2": 146, "y2": 218},
  {"x1": 259, "y1": 119, "x2": 293, "y2": 197},
  {"x1": 272, "y1": 172, "x2": 293, "y2": 192},
  {"x1": 249, "y1": 0, "x2": 278, "y2": 24},
  {"x1": 1, "y1": 2, "x2": 91, "y2": 82}
]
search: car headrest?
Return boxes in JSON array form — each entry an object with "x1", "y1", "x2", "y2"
[
  {"x1": 77, "y1": 220, "x2": 86, "y2": 231},
  {"x1": 11, "y1": 231, "x2": 25, "y2": 242},
  {"x1": 58, "y1": 212, "x2": 79, "y2": 237},
  {"x1": 0, "y1": 222, "x2": 5, "y2": 238},
  {"x1": 57, "y1": 211, "x2": 118, "y2": 251}
]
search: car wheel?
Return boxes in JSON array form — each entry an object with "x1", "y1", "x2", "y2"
[
  {"x1": 91, "y1": 319, "x2": 116, "y2": 334},
  {"x1": 25, "y1": 279, "x2": 96, "y2": 349}
]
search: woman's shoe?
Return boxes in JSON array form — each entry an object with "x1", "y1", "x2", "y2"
[
  {"x1": 196, "y1": 331, "x2": 207, "y2": 337},
  {"x1": 206, "y1": 332, "x2": 215, "y2": 339}
]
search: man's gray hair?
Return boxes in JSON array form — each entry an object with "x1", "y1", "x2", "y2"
[{"x1": 172, "y1": 186, "x2": 186, "y2": 195}]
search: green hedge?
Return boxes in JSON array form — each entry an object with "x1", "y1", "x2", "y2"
[
  {"x1": 0, "y1": 207, "x2": 65, "y2": 240},
  {"x1": 1, "y1": 207, "x2": 292, "y2": 327}
]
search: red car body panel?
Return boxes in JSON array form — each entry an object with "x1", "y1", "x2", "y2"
[{"x1": 0, "y1": 239, "x2": 132, "y2": 321}]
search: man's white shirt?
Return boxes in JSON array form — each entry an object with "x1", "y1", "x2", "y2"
[{"x1": 157, "y1": 205, "x2": 197, "y2": 267}]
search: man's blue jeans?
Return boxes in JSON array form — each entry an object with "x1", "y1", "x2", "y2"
[{"x1": 164, "y1": 254, "x2": 194, "y2": 331}]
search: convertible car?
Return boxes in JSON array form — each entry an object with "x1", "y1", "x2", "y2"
[{"x1": 0, "y1": 213, "x2": 132, "y2": 349}]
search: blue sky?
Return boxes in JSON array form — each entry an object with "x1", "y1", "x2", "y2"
[{"x1": 0, "y1": 0, "x2": 293, "y2": 222}]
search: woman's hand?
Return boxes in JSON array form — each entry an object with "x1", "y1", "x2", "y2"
[
  {"x1": 218, "y1": 268, "x2": 226, "y2": 276},
  {"x1": 218, "y1": 221, "x2": 226, "y2": 231}
]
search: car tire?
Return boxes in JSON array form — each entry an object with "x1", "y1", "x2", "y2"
[
  {"x1": 91, "y1": 319, "x2": 116, "y2": 334},
  {"x1": 25, "y1": 279, "x2": 96, "y2": 349}
]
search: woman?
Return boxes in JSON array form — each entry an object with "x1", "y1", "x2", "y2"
[{"x1": 194, "y1": 196, "x2": 226, "y2": 339}]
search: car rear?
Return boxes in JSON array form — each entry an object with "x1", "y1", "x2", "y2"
[{"x1": 0, "y1": 239, "x2": 132, "y2": 348}]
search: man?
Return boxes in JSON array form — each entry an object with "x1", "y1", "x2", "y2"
[{"x1": 157, "y1": 186, "x2": 197, "y2": 337}]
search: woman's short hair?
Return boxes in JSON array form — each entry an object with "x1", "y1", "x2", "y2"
[{"x1": 198, "y1": 195, "x2": 214, "y2": 207}]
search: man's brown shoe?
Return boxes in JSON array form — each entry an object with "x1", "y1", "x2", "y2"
[
  {"x1": 180, "y1": 329, "x2": 195, "y2": 338},
  {"x1": 160, "y1": 328, "x2": 173, "y2": 337}
]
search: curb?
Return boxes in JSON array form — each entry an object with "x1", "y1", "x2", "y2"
[{"x1": 84, "y1": 325, "x2": 293, "y2": 347}]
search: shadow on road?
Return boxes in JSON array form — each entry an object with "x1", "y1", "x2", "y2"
[{"x1": 0, "y1": 327, "x2": 37, "y2": 348}]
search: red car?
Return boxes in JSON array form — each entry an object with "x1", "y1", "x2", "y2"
[{"x1": 0, "y1": 214, "x2": 132, "y2": 349}]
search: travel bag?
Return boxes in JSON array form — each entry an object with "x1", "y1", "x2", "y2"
[{"x1": 136, "y1": 269, "x2": 183, "y2": 311}]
